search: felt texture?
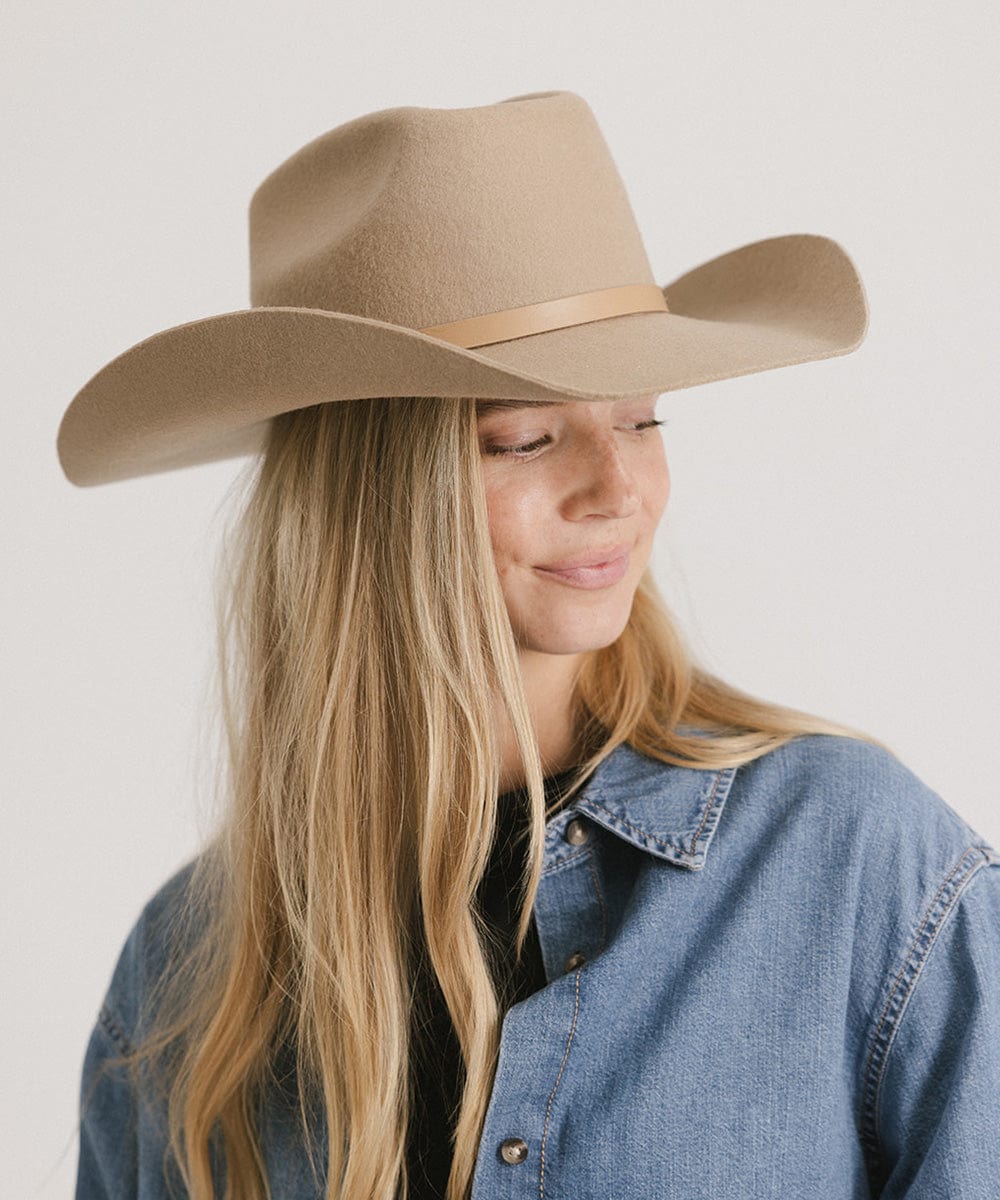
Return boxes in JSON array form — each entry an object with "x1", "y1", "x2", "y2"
[{"x1": 57, "y1": 90, "x2": 869, "y2": 487}]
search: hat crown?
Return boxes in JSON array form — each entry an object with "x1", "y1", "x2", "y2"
[{"x1": 248, "y1": 91, "x2": 656, "y2": 328}]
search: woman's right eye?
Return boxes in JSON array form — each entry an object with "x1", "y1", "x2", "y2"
[{"x1": 484, "y1": 436, "x2": 550, "y2": 458}]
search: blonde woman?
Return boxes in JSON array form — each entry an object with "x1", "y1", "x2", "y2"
[{"x1": 61, "y1": 92, "x2": 1000, "y2": 1200}]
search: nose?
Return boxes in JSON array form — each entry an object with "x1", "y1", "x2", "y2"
[{"x1": 563, "y1": 433, "x2": 641, "y2": 519}]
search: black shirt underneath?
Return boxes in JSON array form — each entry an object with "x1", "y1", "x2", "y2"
[{"x1": 405, "y1": 769, "x2": 580, "y2": 1199}]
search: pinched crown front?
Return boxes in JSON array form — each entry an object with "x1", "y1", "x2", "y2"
[{"x1": 247, "y1": 91, "x2": 658, "y2": 334}]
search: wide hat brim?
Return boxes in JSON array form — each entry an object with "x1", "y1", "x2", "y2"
[{"x1": 57, "y1": 232, "x2": 868, "y2": 486}]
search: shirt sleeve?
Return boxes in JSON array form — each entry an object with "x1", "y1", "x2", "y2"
[
  {"x1": 74, "y1": 861, "x2": 203, "y2": 1198},
  {"x1": 869, "y1": 853, "x2": 1000, "y2": 1198},
  {"x1": 75, "y1": 1004, "x2": 139, "y2": 1200}
]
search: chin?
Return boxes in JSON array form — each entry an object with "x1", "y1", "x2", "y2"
[{"x1": 516, "y1": 602, "x2": 634, "y2": 656}]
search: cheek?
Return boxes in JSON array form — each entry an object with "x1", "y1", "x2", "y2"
[
  {"x1": 484, "y1": 480, "x2": 536, "y2": 569},
  {"x1": 484, "y1": 473, "x2": 570, "y2": 586},
  {"x1": 643, "y1": 447, "x2": 671, "y2": 519}
]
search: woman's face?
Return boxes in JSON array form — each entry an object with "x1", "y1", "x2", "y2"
[{"x1": 477, "y1": 394, "x2": 670, "y2": 656}]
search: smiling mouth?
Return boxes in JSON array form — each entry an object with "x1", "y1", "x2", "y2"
[
  {"x1": 536, "y1": 542, "x2": 633, "y2": 572},
  {"x1": 534, "y1": 550, "x2": 631, "y2": 590}
]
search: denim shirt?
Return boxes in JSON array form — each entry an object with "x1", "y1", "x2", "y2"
[{"x1": 76, "y1": 733, "x2": 1000, "y2": 1198}]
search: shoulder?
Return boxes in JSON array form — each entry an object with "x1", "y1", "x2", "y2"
[
  {"x1": 736, "y1": 734, "x2": 998, "y2": 1021},
  {"x1": 731, "y1": 732, "x2": 994, "y2": 870},
  {"x1": 725, "y1": 733, "x2": 997, "y2": 986},
  {"x1": 96, "y1": 854, "x2": 208, "y2": 1049}
]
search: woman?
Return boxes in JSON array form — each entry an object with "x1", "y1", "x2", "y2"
[{"x1": 61, "y1": 92, "x2": 1000, "y2": 1199}]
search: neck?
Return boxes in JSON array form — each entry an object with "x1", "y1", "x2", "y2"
[{"x1": 495, "y1": 649, "x2": 586, "y2": 793}]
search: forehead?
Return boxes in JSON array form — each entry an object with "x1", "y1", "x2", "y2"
[
  {"x1": 475, "y1": 396, "x2": 656, "y2": 415},
  {"x1": 475, "y1": 400, "x2": 564, "y2": 415}
]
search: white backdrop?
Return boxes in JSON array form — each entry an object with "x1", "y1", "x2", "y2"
[{"x1": 3, "y1": 2, "x2": 998, "y2": 1193}]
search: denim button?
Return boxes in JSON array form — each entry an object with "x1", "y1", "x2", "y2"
[
  {"x1": 564, "y1": 817, "x2": 589, "y2": 844},
  {"x1": 499, "y1": 1137, "x2": 528, "y2": 1164},
  {"x1": 564, "y1": 950, "x2": 586, "y2": 972}
]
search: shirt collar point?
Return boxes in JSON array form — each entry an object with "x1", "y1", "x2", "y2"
[{"x1": 575, "y1": 739, "x2": 738, "y2": 868}]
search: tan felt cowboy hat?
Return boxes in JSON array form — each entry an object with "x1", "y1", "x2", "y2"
[{"x1": 56, "y1": 89, "x2": 869, "y2": 487}]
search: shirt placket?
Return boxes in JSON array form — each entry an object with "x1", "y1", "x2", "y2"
[{"x1": 470, "y1": 806, "x2": 607, "y2": 1200}]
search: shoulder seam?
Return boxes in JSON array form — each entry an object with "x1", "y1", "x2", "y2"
[
  {"x1": 857, "y1": 844, "x2": 995, "y2": 1189},
  {"x1": 98, "y1": 1001, "x2": 134, "y2": 1056}
]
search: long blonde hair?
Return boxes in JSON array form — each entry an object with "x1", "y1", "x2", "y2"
[{"x1": 84, "y1": 394, "x2": 891, "y2": 1199}]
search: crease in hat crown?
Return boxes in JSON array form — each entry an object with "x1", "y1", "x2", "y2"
[{"x1": 247, "y1": 90, "x2": 662, "y2": 338}]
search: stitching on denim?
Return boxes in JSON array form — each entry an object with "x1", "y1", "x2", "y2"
[
  {"x1": 858, "y1": 845, "x2": 992, "y2": 1188},
  {"x1": 98, "y1": 1001, "x2": 133, "y2": 1055},
  {"x1": 861, "y1": 846, "x2": 986, "y2": 1135},
  {"x1": 580, "y1": 767, "x2": 731, "y2": 858},
  {"x1": 579, "y1": 798, "x2": 687, "y2": 854},
  {"x1": 541, "y1": 842, "x2": 591, "y2": 878},
  {"x1": 586, "y1": 843, "x2": 609, "y2": 951},
  {"x1": 688, "y1": 768, "x2": 726, "y2": 855},
  {"x1": 538, "y1": 964, "x2": 582, "y2": 1199}
]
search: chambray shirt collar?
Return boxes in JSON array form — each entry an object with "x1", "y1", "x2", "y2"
[{"x1": 562, "y1": 736, "x2": 738, "y2": 871}]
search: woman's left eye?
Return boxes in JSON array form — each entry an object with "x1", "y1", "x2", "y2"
[{"x1": 485, "y1": 418, "x2": 666, "y2": 458}]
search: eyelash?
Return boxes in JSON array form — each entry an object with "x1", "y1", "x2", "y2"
[{"x1": 485, "y1": 418, "x2": 666, "y2": 458}]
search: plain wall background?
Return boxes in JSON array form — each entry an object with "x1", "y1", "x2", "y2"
[{"x1": 3, "y1": 1, "x2": 998, "y2": 1193}]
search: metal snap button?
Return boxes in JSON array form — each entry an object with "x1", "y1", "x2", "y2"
[
  {"x1": 499, "y1": 1136, "x2": 529, "y2": 1164},
  {"x1": 564, "y1": 816, "x2": 589, "y2": 844},
  {"x1": 563, "y1": 950, "x2": 586, "y2": 972}
]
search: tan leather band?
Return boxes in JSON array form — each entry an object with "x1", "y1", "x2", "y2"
[{"x1": 418, "y1": 283, "x2": 669, "y2": 348}]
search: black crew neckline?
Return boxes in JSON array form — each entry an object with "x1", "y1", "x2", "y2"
[{"x1": 496, "y1": 765, "x2": 582, "y2": 806}]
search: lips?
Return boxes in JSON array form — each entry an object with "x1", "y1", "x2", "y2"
[
  {"x1": 534, "y1": 550, "x2": 631, "y2": 591},
  {"x1": 536, "y1": 541, "x2": 632, "y2": 571}
]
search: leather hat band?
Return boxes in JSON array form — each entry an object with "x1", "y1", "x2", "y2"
[{"x1": 418, "y1": 283, "x2": 669, "y2": 348}]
